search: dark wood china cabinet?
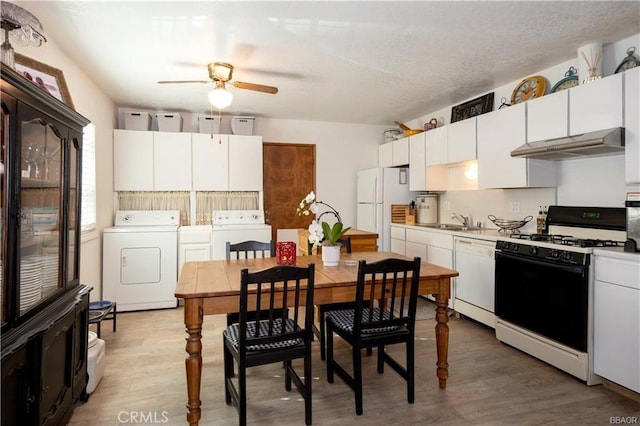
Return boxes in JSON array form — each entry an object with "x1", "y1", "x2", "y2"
[{"x1": 1, "y1": 63, "x2": 90, "y2": 425}]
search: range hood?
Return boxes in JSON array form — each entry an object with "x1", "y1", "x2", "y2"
[{"x1": 511, "y1": 127, "x2": 624, "y2": 160}]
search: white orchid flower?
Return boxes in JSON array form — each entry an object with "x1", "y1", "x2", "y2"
[
  {"x1": 305, "y1": 191, "x2": 315, "y2": 204},
  {"x1": 309, "y1": 202, "x2": 318, "y2": 214}
]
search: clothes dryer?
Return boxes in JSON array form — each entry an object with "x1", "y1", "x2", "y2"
[{"x1": 102, "y1": 210, "x2": 180, "y2": 312}]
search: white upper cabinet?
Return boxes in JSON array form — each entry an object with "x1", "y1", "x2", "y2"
[
  {"x1": 526, "y1": 90, "x2": 569, "y2": 142},
  {"x1": 114, "y1": 130, "x2": 154, "y2": 191},
  {"x1": 569, "y1": 73, "x2": 623, "y2": 134},
  {"x1": 378, "y1": 141, "x2": 393, "y2": 167},
  {"x1": 191, "y1": 133, "x2": 229, "y2": 190},
  {"x1": 447, "y1": 117, "x2": 477, "y2": 164},
  {"x1": 393, "y1": 136, "x2": 410, "y2": 166},
  {"x1": 625, "y1": 67, "x2": 640, "y2": 184},
  {"x1": 153, "y1": 132, "x2": 192, "y2": 190},
  {"x1": 228, "y1": 135, "x2": 263, "y2": 191},
  {"x1": 408, "y1": 132, "x2": 426, "y2": 191},
  {"x1": 477, "y1": 103, "x2": 557, "y2": 189},
  {"x1": 192, "y1": 134, "x2": 263, "y2": 191},
  {"x1": 425, "y1": 126, "x2": 448, "y2": 166},
  {"x1": 113, "y1": 130, "x2": 191, "y2": 191}
]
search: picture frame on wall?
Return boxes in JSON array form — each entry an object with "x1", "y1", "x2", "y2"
[
  {"x1": 451, "y1": 92, "x2": 494, "y2": 123},
  {"x1": 14, "y1": 53, "x2": 74, "y2": 108}
]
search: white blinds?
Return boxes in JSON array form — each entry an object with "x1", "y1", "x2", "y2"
[{"x1": 81, "y1": 124, "x2": 96, "y2": 232}]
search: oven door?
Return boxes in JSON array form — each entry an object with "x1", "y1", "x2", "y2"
[{"x1": 495, "y1": 251, "x2": 589, "y2": 352}]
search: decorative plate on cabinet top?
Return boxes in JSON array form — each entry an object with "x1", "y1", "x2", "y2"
[
  {"x1": 550, "y1": 66, "x2": 579, "y2": 93},
  {"x1": 511, "y1": 75, "x2": 547, "y2": 104},
  {"x1": 615, "y1": 46, "x2": 640, "y2": 73}
]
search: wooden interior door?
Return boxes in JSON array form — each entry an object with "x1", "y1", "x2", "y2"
[{"x1": 263, "y1": 143, "x2": 315, "y2": 242}]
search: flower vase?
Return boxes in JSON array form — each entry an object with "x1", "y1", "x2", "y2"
[{"x1": 322, "y1": 245, "x2": 341, "y2": 267}]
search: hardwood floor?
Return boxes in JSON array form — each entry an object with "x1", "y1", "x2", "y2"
[{"x1": 70, "y1": 299, "x2": 639, "y2": 425}]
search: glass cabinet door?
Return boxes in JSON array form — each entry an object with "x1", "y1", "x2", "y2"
[
  {"x1": 19, "y1": 103, "x2": 64, "y2": 316},
  {"x1": 66, "y1": 133, "x2": 82, "y2": 288},
  {"x1": 1, "y1": 96, "x2": 10, "y2": 327}
]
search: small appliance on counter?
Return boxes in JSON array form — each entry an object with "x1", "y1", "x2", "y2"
[
  {"x1": 625, "y1": 192, "x2": 640, "y2": 253},
  {"x1": 416, "y1": 194, "x2": 438, "y2": 224}
]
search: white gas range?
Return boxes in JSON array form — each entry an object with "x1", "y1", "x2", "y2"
[{"x1": 493, "y1": 206, "x2": 626, "y2": 385}]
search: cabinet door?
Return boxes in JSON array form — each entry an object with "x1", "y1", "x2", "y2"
[
  {"x1": 40, "y1": 310, "x2": 75, "y2": 426},
  {"x1": 425, "y1": 126, "x2": 448, "y2": 166},
  {"x1": 191, "y1": 133, "x2": 228, "y2": 190},
  {"x1": 1, "y1": 344, "x2": 36, "y2": 424},
  {"x1": 392, "y1": 137, "x2": 409, "y2": 166},
  {"x1": 477, "y1": 104, "x2": 528, "y2": 188},
  {"x1": 527, "y1": 90, "x2": 569, "y2": 142},
  {"x1": 228, "y1": 135, "x2": 263, "y2": 191},
  {"x1": 113, "y1": 130, "x2": 153, "y2": 191},
  {"x1": 409, "y1": 133, "x2": 426, "y2": 191},
  {"x1": 378, "y1": 142, "x2": 393, "y2": 167},
  {"x1": 153, "y1": 132, "x2": 192, "y2": 190},
  {"x1": 569, "y1": 73, "x2": 623, "y2": 134},
  {"x1": 447, "y1": 117, "x2": 476, "y2": 164},
  {"x1": 405, "y1": 241, "x2": 427, "y2": 260},
  {"x1": 625, "y1": 67, "x2": 640, "y2": 184},
  {"x1": 427, "y1": 246, "x2": 453, "y2": 268}
]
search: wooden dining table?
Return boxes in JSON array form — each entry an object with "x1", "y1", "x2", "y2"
[{"x1": 174, "y1": 251, "x2": 458, "y2": 425}]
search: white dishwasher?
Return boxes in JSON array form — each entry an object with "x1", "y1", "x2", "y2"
[{"x1": 453, "y1": 236, "x2": 496, "y2": 328}]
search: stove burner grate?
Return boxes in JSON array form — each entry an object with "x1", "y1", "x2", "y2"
[{"x1": 510, "y1": 233, "x2": 626, "y2": 248}]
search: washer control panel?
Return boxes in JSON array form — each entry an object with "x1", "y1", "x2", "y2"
[{"x1": 114, "y1": 210, "x2": 180, "y2": 226}]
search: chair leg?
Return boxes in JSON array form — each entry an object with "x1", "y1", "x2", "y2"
[
  {"x1": 319, "y1": 309, "x2": 326, "y2": 361},
  {"x1": 223, "y1": 340, "x2": 232, "y2": 404},
  {"x1": 304, "y1": 348, "x2": 313, "y2": 425},
  {"x1": 407, "y1": 338, "x2": 415, "y2": 404},
  {"x1": 353, "y1": 343, "x2": 364, "y2": 416},
  {"x1": 285, "y1": 359, "x2": 292, "y2": 391},
  {"x1": 377, "y1": 344, "x2": 384, "y2": 374},
  {"x1": 239, "y1": 363, "x2": 247, "y2": 426},
  {"x1": 326, "y1": 322, "x2": 335, "y2": 383}
]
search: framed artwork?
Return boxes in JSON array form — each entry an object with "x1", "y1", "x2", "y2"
[
  {"x1": 14, "y1": 53, "x2": 74, "y2": 108},
  {"x1": 451, "y1": 92, "x2": 494, "y2": 123}
]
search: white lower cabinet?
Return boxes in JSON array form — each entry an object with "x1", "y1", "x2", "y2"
[
  {"x1": 593, "y1": 251, "x2": 640, "y2": 393},
  {"x1": 405, "y1": 227, "x2": 453, "y2": 308},
  {"x1": 390, "y1": 226, "x2": 406, "y2": 255}
]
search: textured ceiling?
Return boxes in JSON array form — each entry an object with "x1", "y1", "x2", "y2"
[{"x1": 14, "y1": 1, "x2": 640, "y2": 125}]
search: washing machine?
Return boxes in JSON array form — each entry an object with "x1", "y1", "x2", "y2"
[
  {"x1": 102, "y1": 210, "x2": 180, "y2": 312},
  {"x1": 211, "y1": 210, "x2": 272, "y2": 260}
]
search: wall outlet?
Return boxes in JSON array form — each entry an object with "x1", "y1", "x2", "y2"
[{"x1": 510, "y1": 201, "x2": 521, "y2": 214}]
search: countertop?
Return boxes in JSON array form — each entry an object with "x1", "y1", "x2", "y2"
[
  {"x1": 593, "y1": 246, "x2": 640, "y2": 261},
  {"x1": 391, "y1": 223, "x2": 509, "y2": 242}
]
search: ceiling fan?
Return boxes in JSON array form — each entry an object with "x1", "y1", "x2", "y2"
[{"x1": 158, "y1": 62, "x2": 278, "y2": 109}]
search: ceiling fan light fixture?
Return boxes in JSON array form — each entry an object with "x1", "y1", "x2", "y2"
[{"x1": 208, "y1": 84, "x2": 233, "y2": 109}]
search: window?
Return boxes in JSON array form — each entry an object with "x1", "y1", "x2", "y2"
[{"x1": 81, "y1": 123, "x2": 96, "y2": 232}]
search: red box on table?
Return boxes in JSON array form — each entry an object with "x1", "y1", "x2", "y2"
[{"x1": 276, "y1": 241, "x2": 296, "y2": 265}]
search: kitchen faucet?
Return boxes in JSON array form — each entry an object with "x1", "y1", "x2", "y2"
[{"x1": 451, "y1": 212, "x2": 470, "y2": 227}]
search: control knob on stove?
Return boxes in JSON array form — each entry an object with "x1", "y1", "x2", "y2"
[
  {"x1": 509, "y1": 243, "x2": 519, "y2": 251},
  {"x1": 529, "y1": 246, "x2": 538, "y2": 255},
  {"x1": 562, "y1": 251, "x2": 573, "y2": 262},
  {"x1": 549, "y1": 249, "x2": 559, "y2": 258}
]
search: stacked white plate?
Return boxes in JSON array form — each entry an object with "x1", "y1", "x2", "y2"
[
  {"x1": 20, "y1": 256, "x2": 42, "y2": 314},
  {"x1": 41, "y1": 253, "x2": 59, "y2": 293}
]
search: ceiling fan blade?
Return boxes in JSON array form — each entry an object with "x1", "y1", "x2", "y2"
[
  {"x1": 157, "y1": 80, "x2": 211, "y2": 84},
  {"x1": 231, "y1": 81, "x2": 278, "y2": 94}
]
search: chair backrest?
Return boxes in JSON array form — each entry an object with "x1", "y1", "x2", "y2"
[
  {"x1": 238, "y1": 264, "x2": 315, "y2": 353},
  {"x1": 308, "y1": 237, "x2": 352, "y2": 255},
  {"x1": 226, "y1": 240, "x2": 275, "y2": 260},
  {"x1": 354, "y1": 257, "x2": 421, "y2": 334}
]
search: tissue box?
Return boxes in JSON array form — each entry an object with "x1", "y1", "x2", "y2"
[
  {"x1": 231, "y1": 116, "x2": 255, "y2": 135},
  {"x1": 198, "y1": 114, "x2": 221, "y2": 134},
  {"x1": 276, "y1": 241, "x2": 296, "y2": 265}
]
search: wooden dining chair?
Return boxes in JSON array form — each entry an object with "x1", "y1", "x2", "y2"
[
  {"x1": 225, "y1": 240, "x2": 277, "y2": 326},
  {"x1": 308, "y1": 237, "x2": 370, "y2": 360},
  {"x1": 325, "y1": 257, "x2": 421, "y2": 415},
  {"x1": 222, "y1": 263, "x2": 315, "y2": 426}
]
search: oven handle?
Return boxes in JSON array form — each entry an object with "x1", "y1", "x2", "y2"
[{"x1": 495, "y1": 251, "x2": 588, "y2": 275}]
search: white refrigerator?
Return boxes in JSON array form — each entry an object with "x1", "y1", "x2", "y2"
[{"x1": 356, "y1": 168, "x2": 414, "y2": 252}]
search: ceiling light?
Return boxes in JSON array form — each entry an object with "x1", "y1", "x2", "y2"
[{"x1": 208, "y1": 82, "x2": 233, "y2": 109}]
